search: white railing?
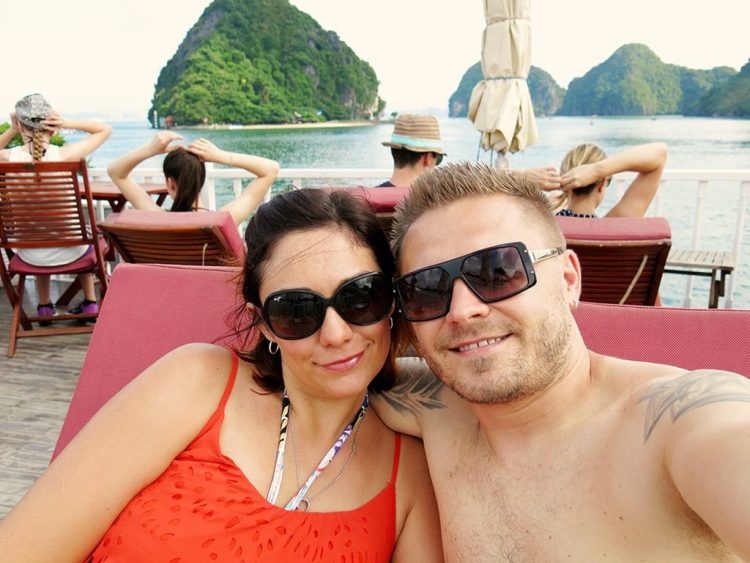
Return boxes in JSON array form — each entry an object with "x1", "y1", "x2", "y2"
[{"x1": 89, "y1": 167, "x2": 750, "y2": 308}]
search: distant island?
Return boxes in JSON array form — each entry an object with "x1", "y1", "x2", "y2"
[
  {"x1": 449, "y1": 44, "x2": 749, "y2": 118},
  {"x1": 150, "y1": 0, "x2": 383, "y2": 126}
]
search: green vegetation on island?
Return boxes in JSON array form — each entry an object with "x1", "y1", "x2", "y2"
[
  {"x1": 449, "y1": 62, "x2": 565, "y2": 118},
  {"x1": 449, "y1": 44, "x2": 747, "y2": 118},
  {"x1": 560, "y1": 44, "x2": 735, "y2": 116},
  {"x1": 689, "y1": 59, "x2": 750, "y2": 118},
  {"x1": 150, "y1": 0, "x2": 382, "y2": 125}
]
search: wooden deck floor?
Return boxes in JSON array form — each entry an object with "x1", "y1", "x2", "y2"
[{"x1": 0, "y1": 281, "x2": 91, "y2": 519}]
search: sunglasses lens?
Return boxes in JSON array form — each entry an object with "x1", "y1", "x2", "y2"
[
  {"x1": 436, "y1": 154, "x2": 444, "y2": 166},
  {"x1": 462, "y1": 246, "x2": 530, "y2": 302},
  {"x1": 263, "y1": 273, "x2": 392, "y2": 340},
  {"x1": 265, "y1": 291, "x2": 325, "y2": 339},
  {"x1": 397, "y1": 245, "x2": 533, "y2": 322},
  {"x1": 397, "y1": 267, "x2": 452, "y2": 321},
  {"x1": 336, "y1": 273, "x2": 392, "y2": 325}
]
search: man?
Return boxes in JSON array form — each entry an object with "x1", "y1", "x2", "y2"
[
  {"x1": 378, "y1": 114, "x2": 446, "y2": 188},
  {"x1": 374, "y1": 162, "x2": 750, "y2": 561}
]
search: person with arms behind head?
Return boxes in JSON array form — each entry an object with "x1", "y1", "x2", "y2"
[
  {"x1": 556, "y1": 142, "x2": 668, "y2": 217},
  {"x1": 372, "y1": 162, "x2": 749, "y2": 561},
  {"x1": 0, "y1": 93, "x2": 112, "y2": 319},
  {"x1": 107, "y1": 131, "x2": 279, "y2": 225},
  {"x1": 0, "y1": 189, "x2": 442, "y2": 562}
]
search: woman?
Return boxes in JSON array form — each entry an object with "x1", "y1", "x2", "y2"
[
  {"x1": 0, "y1": 93, "x2": 112, "y2": 318},
  {"x1": 556, "y1": 142, "x2": 668, "y2": 218},
  {"x1": 0, "y1": 189, "x2": 443, "y2": 562},
  {"x1": 107, "y1": 131, "x2": 279, "y2": 225}
]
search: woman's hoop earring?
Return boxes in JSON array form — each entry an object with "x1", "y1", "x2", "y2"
[
  {"x1": 389, "y1": 317, "x2": 394, "y2": 330},
  {"x1": 268, "y1": 340, "x2": 279, "y2": 355}
]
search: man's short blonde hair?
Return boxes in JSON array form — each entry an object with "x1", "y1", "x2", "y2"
[{"x1": 390, "y1": 161, "x2": 565, "y2": 267}]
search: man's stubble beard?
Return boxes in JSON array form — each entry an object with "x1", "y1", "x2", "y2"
[{"x1": 423, "y1": 309, "x2": 573, "y2": 405}]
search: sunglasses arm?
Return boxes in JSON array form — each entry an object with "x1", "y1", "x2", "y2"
[{"x1": 530, "y1": 247, "x2": 565, "y2": 264}]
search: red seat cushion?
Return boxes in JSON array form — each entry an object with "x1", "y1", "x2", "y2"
[
  {"x1": 9, "y1": 237, "x2": 109, "y2": 275},
  {"x1": 557, "y1": 216, "x2": 671, "y2": 241}
]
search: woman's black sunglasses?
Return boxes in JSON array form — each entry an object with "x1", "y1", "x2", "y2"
[
  {"x1": 394, "y1": 242, "x2": 564, "y2": 322},
  {"x1": 261, "y1": 272, "x2": 393, "y2": 340}
]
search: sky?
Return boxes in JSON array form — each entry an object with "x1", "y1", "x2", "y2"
[{"x1": 1, "y1": 0, "x2": 748, "y2": 120}]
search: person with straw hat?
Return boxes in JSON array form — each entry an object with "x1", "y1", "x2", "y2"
[{"x1": 377, "y1": 114, "x2": 446, "y2": 188}]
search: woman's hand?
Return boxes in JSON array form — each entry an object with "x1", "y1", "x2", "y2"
[
  {"x1": 518, "y1": 165, "x2": 562, "y2": 190},
  {"x1": 42, "y1": 111, "x2": 64, "y2": 134},
  {"x1": 560, "y1": 163, "x2": 601, "y2": 190},
  {"x1": 9, "y1": 112, "x2": 20, "y2": 132},
  {"x1": 148, "y1": 131, "x2": 184, "y2": 155},
  {"x1": 187, "y1": 138, "x2": 223, "y2": 163}
]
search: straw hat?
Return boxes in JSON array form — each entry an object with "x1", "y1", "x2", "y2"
[
  {"x1": 382, "y1": 114, "x2": 446, "y2": 155},
  {"x1": 15, "y1": 93, "x2": 52, "y2": 130}
]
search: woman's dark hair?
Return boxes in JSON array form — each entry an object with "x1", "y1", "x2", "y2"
[
  {"x1": 234, "y1": 188, "x2": 403, "y2": 393},
  {"x1": 163, "y1": 148, "x2": 206, "y2": 212}
]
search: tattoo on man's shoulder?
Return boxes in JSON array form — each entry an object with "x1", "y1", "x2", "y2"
[
  {"x1": 380, "y1": 367, "x2": 446, "y2": 416},
  {"x1": 638, "y1": 370, "x2": 750, "y2": 442}
]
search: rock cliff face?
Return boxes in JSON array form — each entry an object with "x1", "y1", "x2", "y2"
[
  {"x1": 559, "y1": 44, "x2": 735, "y2": 116},
  {"x1": 150, "y1": 0, "x2": 382, "y2": 124},
  {"x1": 449, "y1": 63, "x2": 566, "y2": 118}
]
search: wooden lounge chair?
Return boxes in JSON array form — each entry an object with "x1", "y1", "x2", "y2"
[
  {"x1": 0, "y1": 160, "x2": 109, "y2": 357},
  {"x1": 557, "y1": 216, "x2": 671, "y2": 306},
  {"x1": 51, "y1": 262, "x2": 750, "y2": 459},
  {"x1": 98, "y1": 208, "x2": 246, "y2": 265}
]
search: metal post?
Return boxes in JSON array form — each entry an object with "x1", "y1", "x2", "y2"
[
  {"x1": 726, "y1": 181, "x2": 750, "y2": 308},
  {"x1": 202, "y1": 162, "x2": 217, "y2": 210},
  {"x1": 683, "y1": 180, "x2": 707, "y2": 307},
  {"x1": 653, "y1": 180, "x2": 665, "y2": 217}
]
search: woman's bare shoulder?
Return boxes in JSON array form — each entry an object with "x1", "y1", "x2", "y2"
[{"x1": 126, "y1": 343, "x2": 241, "y2": 404}]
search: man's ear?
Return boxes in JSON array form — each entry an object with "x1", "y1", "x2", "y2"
[{"x1": 562, "y1": 248, "x2": 582, "y2": 304}]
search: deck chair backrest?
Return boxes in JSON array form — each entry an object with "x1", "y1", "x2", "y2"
[
  {"x1": 52, "y1": 263, "x2": 251, "y2": 459},
  {"x1": 557, "y1": 216, "x2": 671, "y2": 306},
  {"x1": 575, "y1": 301, "x2": 750, "y2": 378},
  {"x1": 325, "y1": 186, "x2": 408, "y2": 235},
  {"x1": 0, "y1": 160, "x2": 109, "y2": 356},
  {"x1": 99, "y1": 209, "x2": 246, "y2": 265},
  {"x1": 0, "y1": 160, "x2": 98, "y2": 250}
]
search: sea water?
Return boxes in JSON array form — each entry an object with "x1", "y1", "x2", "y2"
[{"x1": 73, "y1": 116, "x2": 750, "y2": 308}]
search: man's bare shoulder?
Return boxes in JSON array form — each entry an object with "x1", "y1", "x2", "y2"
[{"x1": 632, "y1": 368, "x2": 750, "y2": 442}]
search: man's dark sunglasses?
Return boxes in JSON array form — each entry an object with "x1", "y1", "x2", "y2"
[
  {"x1": 261, "y1": 272, "x2": 393, "y2": 340},
  {"x1": 434, "y1": 152, "x2": 444, "y2": 166},
  {"x1": 395, "y1": 242, "x2": 564, "y2": 322}
]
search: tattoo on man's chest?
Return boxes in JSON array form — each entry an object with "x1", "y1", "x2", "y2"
[{"x1": 638, "y1": 370, "x2": 750, "y2": 442}]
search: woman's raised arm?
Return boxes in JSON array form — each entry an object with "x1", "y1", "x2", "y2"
[
  {"x1": 108, "y1": 132, "x2": 183, "y2": 211},
  {"x1": 188, "y1": 138, "x2": 279, "y2": 225}
]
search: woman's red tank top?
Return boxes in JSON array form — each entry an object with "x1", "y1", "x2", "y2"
[{"x1": 87, "y1": 355, "x2": 401, "y2": 562}]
